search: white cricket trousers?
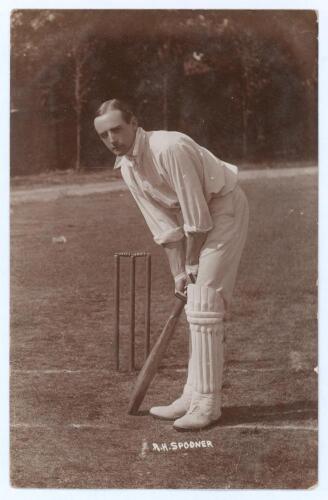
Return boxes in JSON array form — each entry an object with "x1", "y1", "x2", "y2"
[{"x1": 196, "y1": 184, "x2": 249, "y2": 311}]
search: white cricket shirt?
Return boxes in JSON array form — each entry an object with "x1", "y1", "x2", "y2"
[{"x1": 114, "y1": 127, "x2": 238, "y2": 245}]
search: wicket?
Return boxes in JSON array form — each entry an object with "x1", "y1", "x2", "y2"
[{"x1": 114, "y1": 252, "x2": 151, "y2": 371}]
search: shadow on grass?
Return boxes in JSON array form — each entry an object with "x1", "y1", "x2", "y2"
[
  {"x1": 130, "y1": 400, "x2": 317, "y2": 426},
  {"x1": 132, "y1": 410, "x2": 150, "y2": 417},
  {"x1": 219, "y1": 400, "x2": 317, "y2": 426}
]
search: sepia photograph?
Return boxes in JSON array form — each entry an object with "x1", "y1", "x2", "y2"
[{"x1": 8, "y1": 6, "x2": 318, "y2": 490}]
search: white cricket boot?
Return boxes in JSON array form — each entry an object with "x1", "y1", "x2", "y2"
[
  {"x1": 173, "y1": 285, "x2": 225, "y2": 431},
  {"x1": 149, "y1": 383, "x2": 192, "y2": 420}
]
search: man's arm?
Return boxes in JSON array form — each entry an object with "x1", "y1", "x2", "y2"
[
  {"x1": 163, "y1": 231, "x2": 209, "y2": 301},
  {"x1": 161, "y1": 140, "x2": 213, "y2": 276},
  {"x1": 162, "y1": 232, "x2": 208, "y2": 278},
  {"x1": 162, "y1": 239, "x2": 186, "y2": 279},
  {"x1": 185, "y1": 231, "x2": 208, "y2": 267},
  {"x1": 162, "y1": 238, "x2": 189, "y2": 299}
]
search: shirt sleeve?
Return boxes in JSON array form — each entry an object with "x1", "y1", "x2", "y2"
[
  {"x1": 128, "y1": 185, "x2": 185, "y2": 245},
  {"x1": 161, "y1": 139, "x2": 213, "y2": 234}
]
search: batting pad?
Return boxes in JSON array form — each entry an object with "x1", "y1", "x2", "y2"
[{"x1": 186, "y1": 285, "x2": 225, "y2": 394}]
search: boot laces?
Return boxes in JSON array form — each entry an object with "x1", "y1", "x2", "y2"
[
  {"x1": 187, "y1": 394, "x2": 216, "y2": 416},
  {"x1": 187, "y1": 402, "x2": 201, "y2": 415}
]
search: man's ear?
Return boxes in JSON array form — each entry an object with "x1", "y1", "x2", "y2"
[{"x1": 131, "y1": 116, "x2": 138, "y2": 129}]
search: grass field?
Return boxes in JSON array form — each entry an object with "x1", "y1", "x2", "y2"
[{"x1": 10, "y1": 173, "x2": 318, "y2": 489}]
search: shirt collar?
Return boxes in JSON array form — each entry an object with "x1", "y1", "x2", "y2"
[{"x1": 114, "y1": 127, "x2": 145, "y2": 169}]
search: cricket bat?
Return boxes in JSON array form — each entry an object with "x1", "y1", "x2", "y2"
[{"x1": 127, "y1": 297, "x2": 185, "y2": 415}]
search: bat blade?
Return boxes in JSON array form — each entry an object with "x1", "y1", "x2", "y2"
[{"x1": 127, "y1": 297, "x2": 185, "y2": 415}]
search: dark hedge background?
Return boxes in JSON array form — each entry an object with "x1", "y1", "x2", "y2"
[{"x1": 10, "y1": 10, "x2": 317, "y2": 175}]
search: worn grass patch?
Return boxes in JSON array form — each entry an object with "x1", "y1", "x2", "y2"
[{"x1": 10, "y1": 174, "x2": 317, "y2": 488}]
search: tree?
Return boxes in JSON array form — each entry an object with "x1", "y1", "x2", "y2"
[
  {"x1": 11, "y1": 10, "x2": 317, "y2": 173},
  {"x1": 11, "y1": 10, "x2": 102, "y2": 170},
  {"x1": 69, "y1": 36, "x2": 98, "y2": 170}
]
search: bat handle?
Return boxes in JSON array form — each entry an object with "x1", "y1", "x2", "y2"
[
  {"x1": 174, "y1": 273, "x2": 196, "y2": 304},
  {"x1": 171, "y1": 296, "x2": 186, "y2": 317},
  {"x1": 174, "y1": 290, "x2": 187, "y2": 303},
  {"x1": 187, "y1": 272, "x2": 196, "y2": 284}
]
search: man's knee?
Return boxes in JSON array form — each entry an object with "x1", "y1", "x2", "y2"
[{"x1": 186, "y1": 284, "x2": 225, "y2": 316}]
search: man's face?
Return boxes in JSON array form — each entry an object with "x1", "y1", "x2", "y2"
[{"x1": 94, "y1": 109, "x2": 138, "y2": 156}]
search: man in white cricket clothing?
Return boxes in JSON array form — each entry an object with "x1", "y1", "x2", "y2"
[{"x1": 94, "y1": 99, "x2": 249, "y2": 431}]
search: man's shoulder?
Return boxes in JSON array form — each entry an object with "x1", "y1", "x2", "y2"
[{"x1": 147, "y1": 130, "x2": 192, "y2": 155}]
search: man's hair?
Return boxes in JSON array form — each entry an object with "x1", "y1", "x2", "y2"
[{"x1": 96, "y1": 99, "x2": 136, "y2": 123}]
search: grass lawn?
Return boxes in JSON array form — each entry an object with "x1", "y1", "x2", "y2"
[{"x1": 10, "y1": 173, "x2": 317, "y2": 488}]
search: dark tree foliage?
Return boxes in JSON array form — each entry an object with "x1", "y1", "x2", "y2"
[{"x1": 11, "y1": 10, "x2": 317, "y2": 175}]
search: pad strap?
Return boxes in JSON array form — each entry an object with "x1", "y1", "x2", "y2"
[{"x1": 187, "y1": 310, "x2": 224, "y2": 325}]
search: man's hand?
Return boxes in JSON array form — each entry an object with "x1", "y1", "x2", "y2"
[
  {"x1": 174, "y1": 273, "x2": 187, "y2": 302},
  {"x1": 174, "y1": 272, "x2": 196, "y2": 302}
]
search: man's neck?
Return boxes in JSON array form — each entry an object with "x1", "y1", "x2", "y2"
[{"x1": 126, "y1": 129, "x2": 139, "y2": 158}]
